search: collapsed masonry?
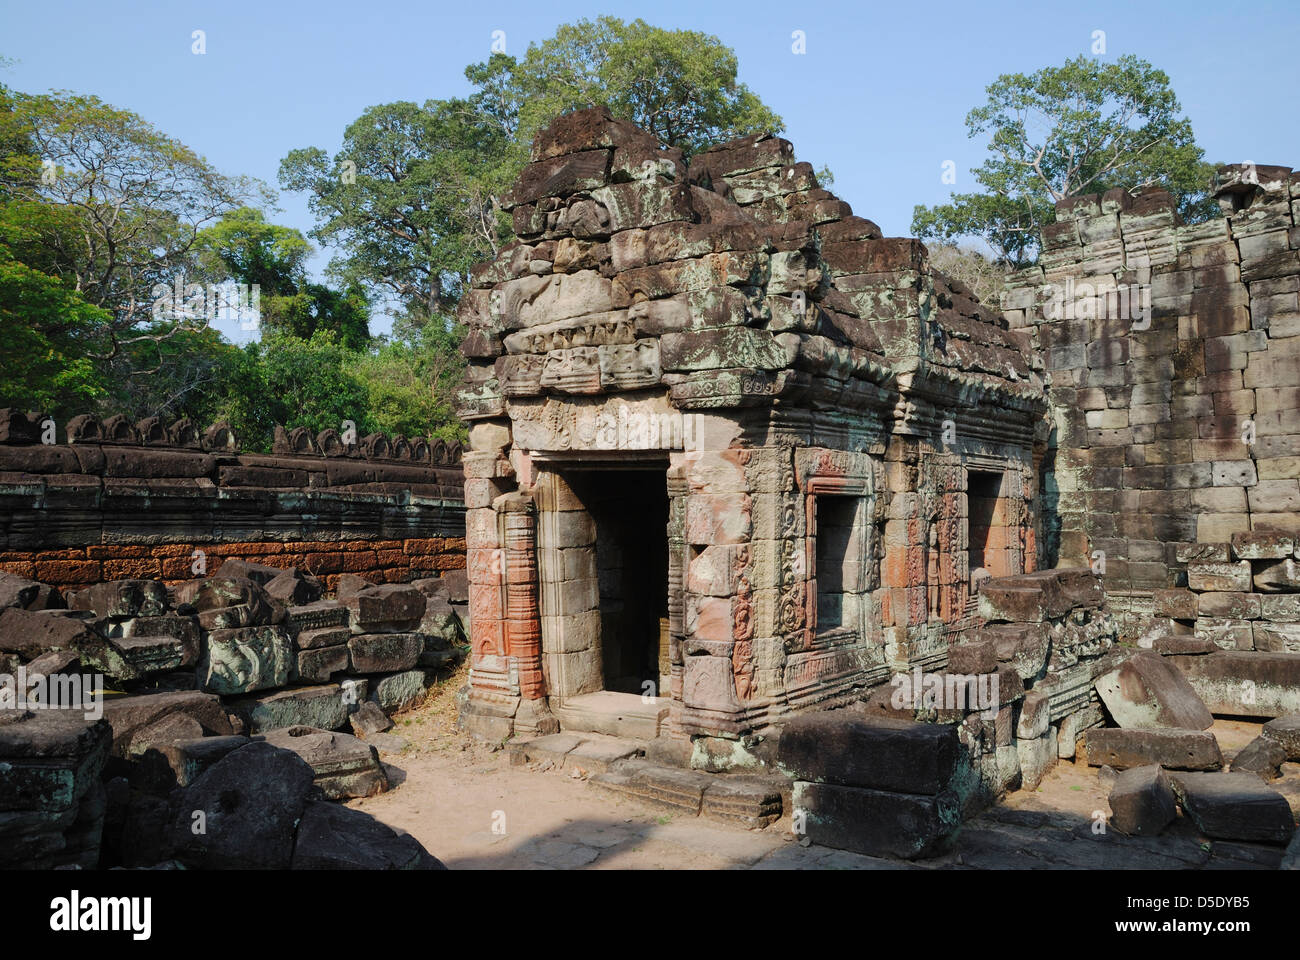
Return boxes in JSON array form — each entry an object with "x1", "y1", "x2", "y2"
[{"x1": 0, "y1": 563, "x2": 465, "y2": 868}]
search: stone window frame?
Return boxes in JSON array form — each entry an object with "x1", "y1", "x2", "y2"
[{"x1": 796, "y1": 449, "x2": 875, "y2": 652}]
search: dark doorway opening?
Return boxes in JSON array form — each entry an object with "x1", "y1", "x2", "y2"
[
  {"x1": 566, "y1": 468, "x2": 669, "y2": 695},
  {"x1": 968, "y1": 470, "x2": 1004, "y2": 577}
]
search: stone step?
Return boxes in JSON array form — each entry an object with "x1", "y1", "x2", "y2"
[
  {"x1": 507, "y1": 731, "x2": 643, "y2": 774},
  {"x1": 552, "y1": 690, "x2": 669, "y2": 739},
  {"x1": 589, "y1": 759, "x2": 784, "y2": 828}
]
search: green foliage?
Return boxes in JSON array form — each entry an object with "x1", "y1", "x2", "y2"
[
  {"x1": 279, "y1": 99, "x2": 512, "y2": 326},
  {"x1": 474, "y1": 17, "x2": 783, "y2": 157},
  {"x1": 282, "y1": 19, "x2": 783, "y2": 326},
  {"x1": 912, "y1": 55, "x2": 1218, "y2": 267},
  {"x1": 0, "y1": 90, "x2": 269, "y2": 357},
  {"x1": 0, "y1": 245, "x2": 110, "y2": 417}
]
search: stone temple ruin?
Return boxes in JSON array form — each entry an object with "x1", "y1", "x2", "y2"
[{"x1": 3, "y1": 104, "x2": 1300, "y2": 868}]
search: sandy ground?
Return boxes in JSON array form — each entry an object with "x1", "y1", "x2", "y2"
[{"x1": 348, "y1": 665, "x2": 1296, "y2": 870}]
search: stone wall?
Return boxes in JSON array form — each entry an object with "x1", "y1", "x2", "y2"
[
  {"x1": 0, "y1": 410, "x2": 467, "y2": 591},
  {"x1": 1002, "y1": 164, "x2": 1300, "y2": 630}
]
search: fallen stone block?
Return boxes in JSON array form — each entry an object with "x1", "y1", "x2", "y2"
[
  {"x1": 286, "y1": 601, "x2": 350, "y2": 632},
  {"x1": 1108, "y1": 764, "x2": 1177, "y2": 837},
  {"x1": 111, "y1": 615, "x2": 200, "y2": 668},
  {"x1": 169, "y1": 741, "x2": 316, "y2": 869},
  {"x1": 1255, "y1": 558, "x2": 1300, "y2": 592},
  {"x1": 0, "y1": 710, "x2": 112, "y2": 869},
  {"x1": 347, "y1": 632, "x2": 423, "y2": 673},
  {"x1": 228, "y1": 684, "x2": 349, "y2": 734},
  {"x1": 777, "y1": 713, "x2": 964, "y2": 795},
  {"x1": 983, "y1": 622, "x2": 1049, "y2": 681},
  {"x1": 1231, "y1": 735, "x2": 1287, "y2": 780},
  {"x1": 102, "y1": 690, "x2": 233, "y2": 758},
  {"x1": 345, "y1": 584, "x2": 425, "y2": 635},
  {"x1": 264, "y1": 570, "x2": 323, "y2": 605},
  {"x1": 1083, "y1": 727, "x2": 1223, "y2": 770},
  {"x1": 291, "y1": 800, "x2": 445, "y2": 869},
  {"x1": 0, "y1": 572, "x2": 42, "y2": 610},
  {"x1": 1169, "y1": 772, "x2": 1296, "y2": 846},
  {"x1": 792, "y1": 780, "x2": 962, "y2": 859},
  {"x1": 370, "y1": 669, "x2": 431, "y2": 712},
  {"x1": 1095, "y1": 651, "x2": 1214, "y2": 730},
  {"x1": 701, "y1": 776, "x2": 783, "y2": 828},
  {"x1": 295, "y1": 643, "x2": 349, "y2": 683},
  {"x1": 158, "y1": 735, "x2": 250, "y2": 788},
  {"x1": 588, "y1": 758, "x2": 711, "y2": 815},
  {"x1": 1168, "y1": 651, "x2": 1300, "y2": 718},
  {"x1": 1016, "y1": 690, "x2": 1051, "y2": 739},
  {"x1": 1016, "y1": 730, "x2": 1057, "y2": 790},
  {"x1": 0, "y1": 607, "x2": 103, "y2": 662},
  {"x1": 348, "y1": 700, "x2": 393, "y2": 738},
  {"x1": 68, "y1": 579, "x2": 169, "y2": 619},
  {"x1": 1261, "y1": 715, "x2": 1300, "y2": 760},
  {"x1": 198, "y1": 624, "x2": 293, "y2": 695},
  {"x1": 262, "y1": 726, "x2": 389, "y2": 799}
]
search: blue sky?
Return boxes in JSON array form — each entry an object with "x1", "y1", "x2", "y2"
[{"x1": 4, "y1": 0, "x2": 1298, "y2": 340}]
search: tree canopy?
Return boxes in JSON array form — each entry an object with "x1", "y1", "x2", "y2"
[{"x1": 912, "y1": 55, "x2": 1217, "y2": 267}]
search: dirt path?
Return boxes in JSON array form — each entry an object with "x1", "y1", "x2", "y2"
[{"x1": 351, "y1": 667, "x2": 1294, "y2": 870}]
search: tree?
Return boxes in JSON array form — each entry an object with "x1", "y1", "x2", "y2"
[
  {"x1": 0, "y1": 90, "x2": 269, "y2": 361},
  {"x1": 0, "y1": 243, "x2": 111, "y2": 417},
  {"x1": 912, "y1": 55, "x2": 1218, "y2": 267},
  {"x1": 279, "y1": 99, "x2": 512, "y2": 326},
  {"x1": 477, "y1": 17, "x2": 782, "y2": 157},
  {"x1": 280, "y1": 19, "x2": 784, "y2": 325},
  {"x1": 350, "y1": 317, "x2": 467, "y2": 443},
  {"x1": 216, "y1": 331, "x2": 371, "y2": 453},
  {"x1": 195, "y1": 207, "x2": 371, "y2": 350}
]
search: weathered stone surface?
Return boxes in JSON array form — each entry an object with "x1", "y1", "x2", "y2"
[
  {"x1": 198, "y1": 624, "x2": 293, "y2": 694},
  {"x1": 1169, "y1": 772, "x2": 1296, "y2": 845},
  {"x1": 777, "y1": 713, "x2": 963, "y2": 795},
  {"x1": 101, "y1": 690, "x2": 233, "y2": 758},
  {"x1": 1016, "y1": 730, "x2": 1056, "y2": 790},
  {"x1": 290, "y1": 800, "x2": 445, "y2": 869},
  {"x1": 1254, "y1": 558, "x2": 1300, "y2": 592},
  {"x1": 370, "y1": 670, "x2": 430, "y2": 712},
  {"x1": 1108, "y1": 765, "x2": 1177, "y2": 837},
  {"x1": 0, "y1": 572, "x2": 41, "y2": 610},
  {"x1": 295, "y1": 643, "x2": 349, "y2": 682},
  {"x1": 792, "y1": 780, "x2": 962, "y2": 859},
  {"x1": 1095, "y1": 651, "x2": 1214, "y2": 730},
  {"x1": 1169, "y1": 651, "x2": 1300, "y2": 718},
  {"x1": 0, "y1": 710, "x2": 111, "y2": 869},
  {"x1": 1187, "y1": 561, "x2": 1252, "y2": 593},
  {"x1": 1231, "y1": 735, "x2": 1287, "y2": 780},
  {"x1": 348, "y1": 700, "x2": 393, "y2": 737},
  {"x1": 262, "y1": 725, "x2": 389, "y2": 799},
  {"x1": 347, "y1": 632, "x2": 423, "y2": 673},
  {"x1": 229, "y1": 684, "x2": 349, "y2": 734},
  {"x1": 68, "y1": 579, "x2": 169, "y2": 619},
  {"x1": 169, "y1": 741, "x2": 316, "y2": 869},
  {"x1": 1083, "y1": 727, "x2": 1223, "y2": 770},
  {"x1": 1261, "y1": 714, "x2": 1300, "y2": 760},
  {"x1": 345, "y1": 584, "x2": 425, "y2": 635}
]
